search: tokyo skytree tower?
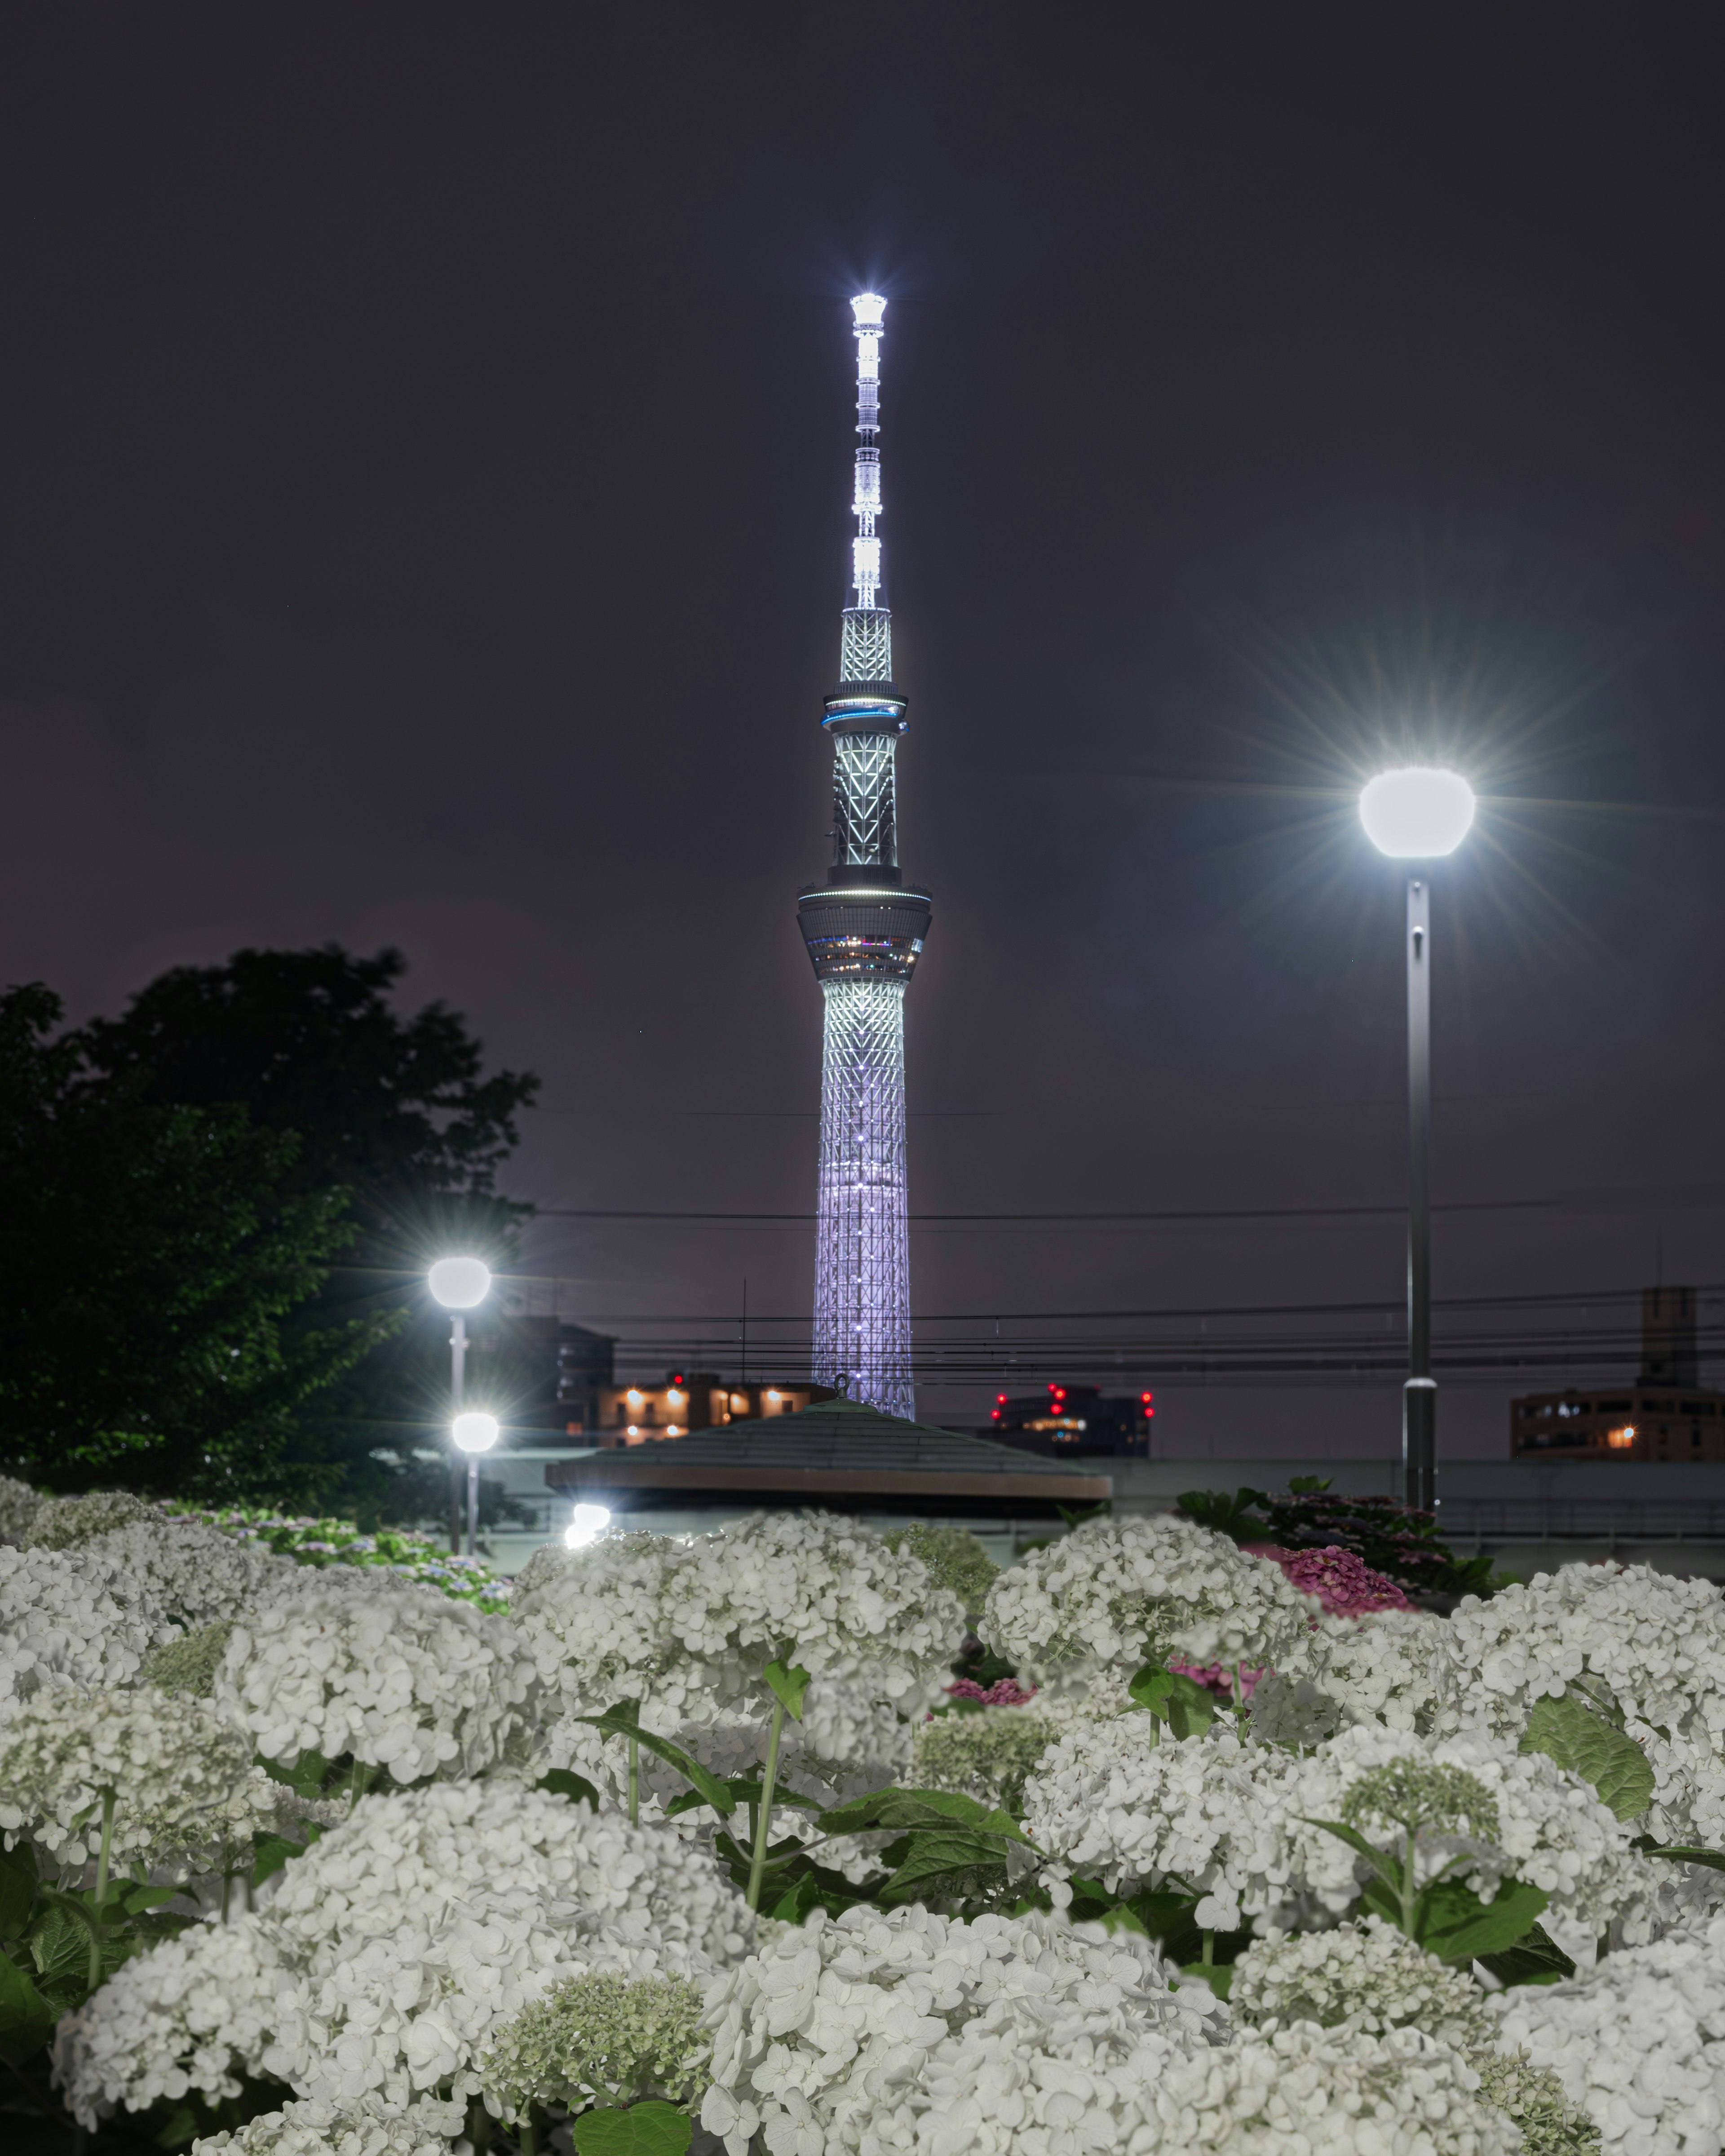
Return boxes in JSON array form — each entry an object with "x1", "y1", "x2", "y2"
[{"x1": 796, "y1": 293, "x2": 932, "y2": 1420}]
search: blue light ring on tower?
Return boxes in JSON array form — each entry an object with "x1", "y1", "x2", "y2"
[{"x1": 823, "y1": 688, "x2": 908, "y2": 734}]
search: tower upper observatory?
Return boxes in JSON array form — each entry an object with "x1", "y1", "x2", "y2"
[{"x1": 795, "y1": 292, "x2": 933, "y2": 1421}]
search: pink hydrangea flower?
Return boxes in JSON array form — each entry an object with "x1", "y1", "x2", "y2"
[
  {"x1": 945, "y1": 1677, "x2": 1039, "y2": 1707},
  {"x1": 1271, "y1": 1544, "x2": 1411, "y2": 1616}
]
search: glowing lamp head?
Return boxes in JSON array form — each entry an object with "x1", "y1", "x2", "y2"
[
  {"x1": 429, "y1": 1256, "x2": 491, "y2": 1309},
  {"x1": 452, "y1": 1411, "x2": 499, "y2": 1454},
  {"x1": 850, "y1": 292, "x2": 887, "y2": 327},
  {"x1": 564, "y1": 1503, "x2": 611, "y2": 1549},
  {"x1": 1360, "y1": 769, "x2": 1476, "y2": 858}
]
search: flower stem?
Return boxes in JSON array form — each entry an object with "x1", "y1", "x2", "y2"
[
  {"x1": 87, "y1": 1790, "x2": 115, "y2": 1990},
  {"x1": 1401, "y1": 1824, "x2": 1419, "y2": 1939},
  {"x1": 627, "y1": 1735, "x2": 639, "y2": 1828},
  {"x1": 1201, "y1": 1929, "x2": 1214, "y2": 1966},
  {"x1": 745, "y1": 1694, "x2": 787, "y2": 1912}
]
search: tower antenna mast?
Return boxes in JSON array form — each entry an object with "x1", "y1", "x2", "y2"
[{"x1": 795, "y1": 294, "x2": 933, "y2": 1420}]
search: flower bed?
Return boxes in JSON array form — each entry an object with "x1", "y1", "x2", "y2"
[{"x1": 4, "y1": 1476, "x2": 1724, "y2": 2153}]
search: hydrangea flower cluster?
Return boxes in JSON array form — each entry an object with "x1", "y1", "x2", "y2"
[
  {"x1": 0, "y1": 1683, "x2": 255, "y2": 1867},
  {"x1": 55, "y1": 1913, "x2": 282, "y2": 2126},
  {"x1": 1264, "y1": 1542, "x2": 1414, "y2": 1616},
  {"x1": 0, "y1": 1541, "x2": 172, "y2": 1717},
  {"x1": 259, "y1": 1781, "x2": 749, "y2": 2114},
  {"x1": 25, "y1": 1489, "x2": 158, "y2": 1549},
  {"x1": 699, "y1": 1903, "x2": 1221, "y2": 2156},
  {"x1": 661, "y1": 1509, "x2": 968, "y2": 1711},
  {"x1": 0, "y1": 1471, "x2": 41, "y2": 1540},
  {"x1": 945, "y1": 1676, "x2": 1037, "y2": 1705},
  {"x1": 1231, "y1": 1918, "x2": 1490, "y2": 2043},
  {"x1": 1495, "y1": 1913, "x2": 1725, "y2": 2154},
  {"x1": 1256, "y1": 1607, "x2": 1451, "y2": 1742},
  {"x1": 912, "y1": 1703, "x2": 1062, "y2": 1809},
  {"x1": 1132, "y1": 2023, "x2": 1522, "y2": 2156},
  {"x1": 979, "y1": 1514, "x2": 1310, "y2": 1687},
  {"x1": 214, "y1": 1580, "x2": 540, "y2": 1782},
  {"x1": 479, "y1": 1969, "x2": 710, "y2": 2121},
  {"x1": 511, "y1": 1532, "x2": 720, "y2": 1722},
  {"x1": 1439, "y1": 1563, "x2": 1725, "y2": 1747},
  {"x1": 190, "y1": 2094, "x2": 454, "y2": 2156},
  {"x1": 84, "y1": 1518, "x2": 288, "y2": 1628},
  {"x1": 163, "y1": 1505, "x2": 511, "y2": 1611},
  {"x1": 1022, "y1": 1716, "x2": 1645, "y2": 1933},
  {"x1": 879, "y1": 1523, "x2": 999, "y2": 1613}
]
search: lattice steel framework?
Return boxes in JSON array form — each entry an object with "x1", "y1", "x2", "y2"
[
  {"x1": 796, "y1": 293, "x2": 933, "y2": 1420},
  {"x1": 812, "y1": 979, "x2": 914, "y2": 1417}
]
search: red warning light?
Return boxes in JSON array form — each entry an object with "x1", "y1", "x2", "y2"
[
  {"x1": 991, "y1": 1409, "x2": 1000, "y2": 1419},
  {"x1": 997, "y1": 1394, "x2": 1007, "y2": 1403},
  {"x1": 672, "y1": 1373, "x2": 685, "y2": 1387}
]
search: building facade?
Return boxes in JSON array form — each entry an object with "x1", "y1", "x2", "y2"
[{"x1": 1510, "y1": 1285, "x2": 1725, "y2": 1460}]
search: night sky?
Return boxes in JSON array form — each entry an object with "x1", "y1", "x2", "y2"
[{"x1": 2, "y1": 6, "x2": 1721, "y2": 1457}]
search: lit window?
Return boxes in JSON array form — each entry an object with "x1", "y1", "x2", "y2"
[{"x1": 1606, "y1": 1425, "x2": 1636, "y2": 1450}]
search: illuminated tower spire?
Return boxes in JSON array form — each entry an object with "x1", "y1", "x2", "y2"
[{"x1": 796, "y1": 294, "x2": 932, "y2": 1420}]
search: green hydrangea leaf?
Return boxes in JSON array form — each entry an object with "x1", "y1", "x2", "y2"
[
  {"x1": 1417, "y1": 1877, "x2": 1548, "y2": 1963},
  {"x1": 537, "y1": 1769, "x2": 602, "y2": 1811},
  {"x1": 571, "y1": 2101, "x2": 693, "y2": 2156},
  {"x1": 1520, "y1": 1693, "x2": 1655, "y2": 1821},
  {"x1": 764, "y1": 1659, "x2": 811, "y2": 1722},
  {"x1": 0, "y1": 1950, "x2": 52, "y2": 2036},
  {"x1": 1476, "y1": 1920, "x2": 1576, "y2": 1988},
  {"x1": 0, "y1": 1846, "x2": 36, "y2": 1940}
]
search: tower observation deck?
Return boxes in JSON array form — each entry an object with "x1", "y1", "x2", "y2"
[{"x1": 796, "y1": 294, "x2": 931, "y2": 1419}]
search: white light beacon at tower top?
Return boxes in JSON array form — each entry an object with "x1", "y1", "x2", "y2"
[
  {"x1": 850, "y1": 292, "x2": 887, "y2": 326},
  {"x1": 1360, "y1": 768, "x2": 1476, "y2": 858}
]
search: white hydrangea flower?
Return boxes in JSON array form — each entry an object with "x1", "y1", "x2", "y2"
[
  {"x1": 0, "y1": 1471, "x2": 42, "y2": 1540},
  {"x1": 0, "y1": 1683, "x2": 254, "y2": 1867},
  {"x1": 190, "y1": 2094, "x2": 457, "y2": 2155},
  {"x1": 1256, "y1": 1607, "x2": 1451, "y2": 1742},
  {"x1": 1495, "y1": 1913, "x2": 1725, "y2": 2154},
  {"x1": 1439, "y1": 1563, "x2": 1725, "y2": 1749},
  {"x1": 1022, "y1": 1718, "x2": 1310, "y2": 1930},
  {"x1": 699, "y1": 1903, "x2": 1222, "y2": 2156},
  {"x1": 512, "y1": 1532, "x2": 721, "y2": 1718},
  {"x1": 25, "y1": 1488, "x2": 157, "y2": 1548},
  {"x1": 54, "y1": 1912, "x2": 283, "y2": 2128},
  {"x1": 0, "y1": 1541, "x2": 174, "y2": 1718},
  {"x1": 1132, "y1": 2023, "x2": 1520, "y2": 2156},
  {"x1": 261, "y1": 1779, "x2": 752, "y2": 2113},
  {"x1": 1231, "y1": 1917, "x2": 1490, "y2": 2042},
  {"x1": 979, "y1": 1514, "x2": 1310, "y2": 1687},
  {"x1": 135, "y1": 1765, "x2": 341, "y2": 1889},
  {"x1": 1024, "y1": 1718, "x2": 1648, "y2": 1934},
  {"x1": 214, "y1": 1582, "x2": 541, "y2": 1782},
  {"x1": 659, "y1": 1510, "x2": 967, "y2": 1712},
  {"x1": 83, "y1": 1518, "x2": 290, "y2": 1628},
  {"x1": 1289, "y1": 1724, "x2": 1650, "y2": 1930}
]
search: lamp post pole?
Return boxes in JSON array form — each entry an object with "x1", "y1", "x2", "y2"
[
  {"x1": 450, "y1": 1310, "x2": 468, "y2": 1555},
  {"x1": 1358, "y1": 767, "x2": 1475, "y2": 1521},
  {"x1": 1404, "y1": 875, "x2": 1436, "y2": 1515}
]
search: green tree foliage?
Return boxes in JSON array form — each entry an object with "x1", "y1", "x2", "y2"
[
  {"x1": 0, "y1": 985, "x2": 376, "y2": 1497},
  {"x1": 74, "y1": 947, "x2": 541, "y2": 1521}
]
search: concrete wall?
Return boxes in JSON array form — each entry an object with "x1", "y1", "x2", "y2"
[{"x1": 473, "y1": 1443, "x2": 1725, "y2": 1582}]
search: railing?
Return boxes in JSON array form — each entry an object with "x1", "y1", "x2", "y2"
[{"x1": 1440, "y1": 1499, "x2": 1725, "y2": 1547}]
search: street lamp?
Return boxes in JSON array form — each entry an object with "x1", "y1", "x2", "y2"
[
  {"x1": 564, "y1": 1502, "x2": 611, "y2": 1550},
  {"x1": 1360, "y1": 768, "x2": 1475, "y2": 1516},
  {"x1": 429, "y1": 1257, "x2": 492, "y2": 1554},
  {"x1": 451, "y1": 1410, "x2": 500, "y2": 1559}
]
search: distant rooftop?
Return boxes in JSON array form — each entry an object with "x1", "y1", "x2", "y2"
[{"x1": 544, "y1": 1396, "x2": 1110, "y2": 1518}]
